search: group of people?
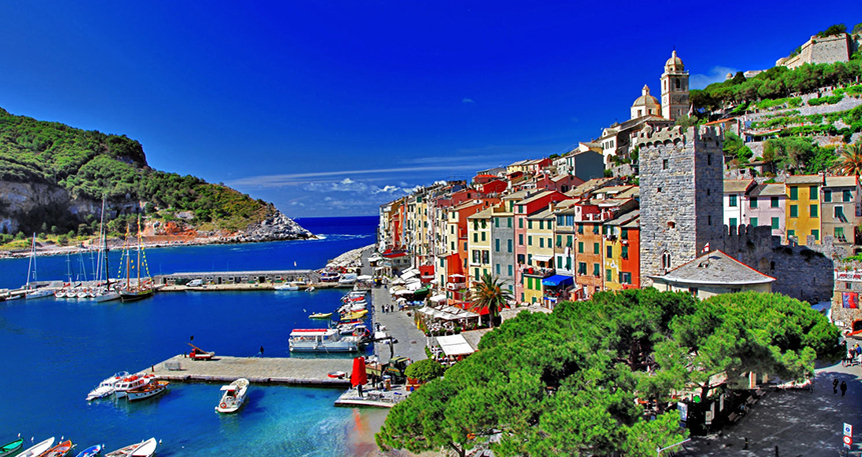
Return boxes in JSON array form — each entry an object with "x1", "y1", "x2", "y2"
[
  {"x1": 832, "y1": 378, "x2": 848, "y2": 396},
  {"x1": 844, "y1": 342, "x2": 862, "y2": 367}
]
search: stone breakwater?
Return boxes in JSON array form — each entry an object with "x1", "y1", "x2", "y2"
[
  {"x1": 327, "y1": 244, "x2": 374, "y2": 268},
  {"x1": 226, "y1": 210, "x2": 314, "y2": 243}
]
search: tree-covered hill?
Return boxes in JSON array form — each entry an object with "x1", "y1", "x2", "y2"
[{"x1": 0, "y1": 107, "x2": 303, "y2": 241}]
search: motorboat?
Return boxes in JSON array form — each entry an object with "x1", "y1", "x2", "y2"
[
  {"x1": 275, "y1": 282, "x2": 300, "y2": 291},
  {"x1": 319, "y1": 270, "x2": 340, "y2": 283},
  {"x1": 215, "y1": 378, "x2": 249, "y2": 413},
  {"x1": 335, "y1": 320, "x2": 365, "y2": 334},
  {"x1": 114, "y1": 374, "x2": 156, "y2": 398},
  {"x1": 127, "y1": 380, "x2": 169, "y2": 402},
  {"x1": 40, "y1": 440, "x2": 73, "y2": 457},
  {"x1": 86, "y1": 371, "x2": 130, "y2": 401},
  {"x1": 93, "y1": 288, "x2": 121, "y2": 303},
  {"x1": 289, "y1": 328, "x2": 362, "y2": 352},
  {"x1": 338, "y1": 273, "x2": 358, "y2": 286},
  {"x1": 129, "y1": 438, "x2": 157, "y2": 457},
  {"x1": 75, "y1": 444, "x2": 103, "y2": 457},
  {"x1": 25, "y1": 288, "x2": 53, "y2": 300},
  {"x1": 340, "y1": 309, "x2": 368, "y2": 321},
  {"x1": 17, "y1": 437, "x2": 54, "y2": 457},
  {"x1": 0, "y1": 437, "x2": 23, "y2": 457},
  {"x1": 309, "y1": 312, "x2": 333, "y2": 319}
]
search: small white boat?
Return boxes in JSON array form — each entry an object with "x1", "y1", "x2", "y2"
[
  {"x1": 215, "y1": 378, "x2": 249, "y2": 413},
  {"x1": 306, "y1": 286, "x2": 315, "y2": 292},
  {"x1": 94, "y1": 288, "x2": 121, "y2": 303},
  {"x1": 127, "y1": 380, "x2": 169, "y2": 401},
  {"x1": 86, "y1": 371, "x2": 130, "y2": 401},
  {"x1": 25, "y1": 289, "x2": 53, "y2": 299},
  {"x1": 17, "y1": 437, "x2": 55, "y2": 457},
  {"x1": 53, "y1": 289, "x2": 68, "y2": 299},
  {"x1": 289, "y1": 328, "x2": 362, "y2": 352},
  {"x1": 274, "y1": 283, "x2": 299, "y2": 291},
  {"x1": 128, "y1": 438, "x2": 157, "y2": 457},
  {"x1": 114, "y1": 374, "x2": 156, "y2": 398},
  {"x1": 105, "y1": 441, "x2": 144, "y2": 457}
]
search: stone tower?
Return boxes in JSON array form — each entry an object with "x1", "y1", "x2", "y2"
[
  {"x1": 638, "y1": 125, "x2": 724, "y2": 286},
  {"x1": 660, "y1": 50, "x2": 689, "y2": 121}
]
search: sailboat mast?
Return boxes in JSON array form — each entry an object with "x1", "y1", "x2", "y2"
[
  {"x1": 125, "y1": 223, "x2": 131, "y2": 289},
  {"x1": 136, "y1": 214, "x2": 142, "y2": 286},
  {"x1": 100, "y1": 198, "x2": 111, "y2": 287},
  {"x1": 26, "y1": 233, "x2": 35, "y2": 289}
]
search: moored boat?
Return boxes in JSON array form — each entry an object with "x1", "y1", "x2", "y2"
[
  {"x1": 318, "y1": 270, "x2": 340, "y2": 282},
  {"x1": 309, "y1": 312, "x2": 333, "y2": 319},
  {"x1": 0, "y1": 438, "x2": 23, "y2": 457},
  {"x1": 127, "y1": 380, "x2": 169, "y2": 402},
  {"x1": 114, "y1": 374, "x2": 155, "y2": 398},
  {"x1": 17, "y1": 437, "x2": 54, "y2": 457},
  {"x1": 39, "y1": 440, "x2": 73, "y2": 457},
  {"x1": 289, "y1": 328, "x2": 362, "y2": 352},
  {"x1": 215, "y1": 378, "x2": 249, "y2": 413},
  {"x1": 340, "y1": 309, "x2": 368, "y2": 321},
  {"x1": 128, "y1": 438, "x2": 157, "y2": 457},
  {"x1": 86, "y1": 371, "x2": 130, "y2": 401},
  {"x1": 274, "y1": 282, "x2": 300, "y2": 291},
  {"x1": 74, "y1": 444, "x2": 102, "y2": 457},
  {"x1": 104, "y1": 442, "x2": 141, "y2": 457}
]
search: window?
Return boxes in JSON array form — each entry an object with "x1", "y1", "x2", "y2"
[
  {"x1": 473, "y1": 233, "x2": 478, "y2": 243},
  {"x1": 750, "y1": 217, "x2": 758, "y2": 226},
  {"x1": 771, "y1": 217, "x2": 779, "y2": 229},
  {"x1": 621, "y1": 245, "x2": 629, "y2": 259},
  {"x1": 507, "y1": 217, "x2": 512, "y2": 228},
  {"x1": 790, "y1": 187, "x2": 798, "y2": 200},
  {"x1": 836, "y1": 206, "x2": 846, "y2": 221},
  {"x1": 577, "y1": 224, "x2": 583, "y2": 234},
  {"x1": 824, "y1": 190, "x2": 832, "y2": 202},
  {"x1": 519, "y1": 218, "x2": 523, "y2": 228},
  {"x1": 750, "y1": 197, "x2": 758, "y2": 208},
  {"x1": 557, "y1": 235, "x2": 562, "y2": 247},
  {"x1": 508, "y1": 265, "x2": 513, "y2": 276},
  {"x1": 557, "y1": 257, "x2": 562, "y2": 269},
  {"x1": 606, "y1": 269, "x2": 612, "y2": 281},
  {"x1": 812, "y1": 229, "x2": 819, "y2": 241},
  {"x1": 661, "y1": 252, "x2": 671, "y2": 270},
  {"x1": 528, "y1": 220, "x2": 533, "y2": 229},
  {"x1": 619, "y1": 272, "x2": 632, "y2": 284},
  {"x1": 621, "y1": 229, "x2": 628, "y2": 240},
  {"x1": 519, "y1": 234, "x2": 524, "y2": 245},
  {"x1": 771, "y1": 196, "x2": 779, "y2": 208},
  {"x1": 729, "y1": 195, "x2": 737, "y2": 207},
  {"x1": 495, "y1": 218, "x2": 499, "y2": 227},
  {"x1": 809, "y1": 185, "x2": 817, "y2": 199},
  {"x1": 539, "y1": 221, "x2": 544, "y2": 230},
  {"x1": 566, "y1": 236, "x2": 572, "y2": 247},
  {"x1": 539, "y1": 238, "x2": 544, "y2": 248},
  {"x1": 565, "y1": 257, "x2": 572, "y2": 270},
  {"x1": 836, "y1": 227, "x2": 846, "y2": 241},
  {"x1": 578, "y1": 242, "x2": 584, "y2": 253},
  {"x1": 708, "y1": 215, "x2": 711, "y2": 225},
  {"x1": 810, "y1": 205, "x2": 818, "y2": 217},
  {"x1": 481, "y1": 220, "x2": 486, "y2": 229},
  {"x1": 729, "y1": 217, "x2": 737, "y2": 227},
  {"x1": 593, "y1": 243, "x2": 600, "y2": 254},
  {"x1": 451, "y1": 242, "x2": 455, "y2": 251},
  {"x1": 844, "y1": 190, "x2": 853, "y2": 202},
  {"x1": 788, "y1": 229, "x2": 795, "y2": 238},
  {"x1": 508, "y1": 239, "x2": 513, "y2": 252},
  {"x1": 578, "y1": 262, "x2": 587, "y2": 275},
  {"x1": 607, "y1": 246, "x2": 613, "y2": 257},
  {"x1": 790, "y1": 205, "x2": 798, "y2": 217},
  {"x1": 481, "y1": 232, "x2": 486, "y2": 241},
  {"x1": 496, "y1": 264, "x2": 500, "y2": 275},
  {"x1": 662, "y1": 159, "x2": 668, "y2": 170},
  {"x1": 495, "y1": 239, "x2": 500, "y2": 251},
  {"x1": 528, "y1": 236, "x2": 533, "y2": 246},
  {"x1": 708, "y1": 154, "x2": 712, "y2": 165},
  {"x1": 593, "y1": 263, "x2": 600, "y2": 276},
  {"x1": 475, "y1": 268, "x2": 480, "y2": 281}
]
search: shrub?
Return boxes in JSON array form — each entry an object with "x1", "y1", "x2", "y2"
[
  {"x1": 404, "y1": 359, "x2": 445, "y2": 382},
  {"x1": 808, "y1": 95, "x2": 843, "y2": 106}
]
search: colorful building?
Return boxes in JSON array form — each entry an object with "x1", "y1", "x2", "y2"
[{"x1": 785, "y1": 175, "x2": 822, "y2": 245}]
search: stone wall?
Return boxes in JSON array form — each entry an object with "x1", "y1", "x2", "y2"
[
  {"x1": 779, "y1": 33, "x2": 851, "y2": 69},
  {"x1": 638, "y1": 125, "x2": 725, "y2": 286}
]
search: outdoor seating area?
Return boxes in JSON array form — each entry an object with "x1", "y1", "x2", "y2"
[
  {"x1": 429, "y1": 334, "x2": 475, "y2": 367},
  {"x1": 416, "y1": 303, "x2": 481, "y2": 336}
]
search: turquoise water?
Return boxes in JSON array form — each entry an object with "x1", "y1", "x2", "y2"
[{"x1": 0, "y1": 217, "x2": 388, "y2": 456}]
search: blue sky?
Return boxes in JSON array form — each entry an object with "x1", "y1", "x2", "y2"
[{"x1": 0, "y1": 2, "x2": 860, "y2": 217}]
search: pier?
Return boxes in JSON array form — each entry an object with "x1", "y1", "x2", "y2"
[{"x1": 139, "y1": 354, "x2": 352, "y2": 386}]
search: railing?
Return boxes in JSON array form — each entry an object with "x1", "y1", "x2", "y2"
[{"x1": 522, "y1": 267, "x2": 555, "y2": 278}]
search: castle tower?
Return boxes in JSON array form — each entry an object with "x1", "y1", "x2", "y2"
[
  {"x1": 660, "y1": 50, "x2": 689, "y2": 121},
  {"x1": 638, "y1": 125, "x2": 724, "y2": 287}
]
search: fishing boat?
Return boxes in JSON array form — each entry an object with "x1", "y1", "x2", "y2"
[
  {"x1": 215, "y1": 378, "x2": 249, "y2": 414},
  {"x1": 188, "y1": 343, "x2": 215, "y2": 360},
  {"x1": 17, "y1": 437, "x2": 55, "y2": 457},
  {"x1": 39, "y1": 440, "x2": 73, "y2": 457},
  {"x1": 86, "y1": 371, "x2": 130, "y2": 401},
  {"x1": 114, "y1": 374, "x2": 156, "y2": 398},
  {"x1": 319, "y1": 270, "x2": 340, "y2": 283},
  {"x1": 0, "y1": 437, "x2": 23, "y2": 457},
  {"x1": 118, "y1": 217, "x2": 154, "y2": 303},
  {"x1": 128, "y1": 438, "x2": 157, "y2": 457},
  {"x1": 74, "y1": 444, "x2": 102, "y2": 457},
  {"x1": 127, "y1": 380, "x2": 169, "y2": 402},
  {"x1": 309, "y1": 312, "x2": 333, "y2": 319},
  {"x1": 289, "y1": 328, "x2": 362, "y2": 352},
  {"x1": 104, "y1": 441, "x2": 142, "y2": 457}
]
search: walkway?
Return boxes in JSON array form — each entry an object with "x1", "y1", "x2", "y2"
[{"x1": 138, "y1": 354, "x2": 351, "y2": 386}]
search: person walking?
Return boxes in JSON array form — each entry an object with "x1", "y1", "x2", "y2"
[
  {"x1": 833, "y1": 378, "x2": 839, "y2": 394},
  {"x1": 840, "y1": 380, "x2": 847, "y2": 397}
]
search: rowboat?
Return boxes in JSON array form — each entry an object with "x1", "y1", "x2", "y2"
[
  {"x1": 215, "y1": 378, "x2": 249, "y2": 414},
  {"x1": 40, "y1": 440, "x2": 73, "y2": 457},
  {"x1": 309, "y1": 312, "x2": 332, "y2": 319},
  {"x1": 75, "y1": 444, "x2": 103, "y2": 457},
  {"x1": 129, "y1": 438, "x2": 157, "y2": 457},
  {"x1": 17, "y1": 437, "x2": 54, "y2": 457},
  {"x1": 0, "y1": 438, "x2": 23, "y2": 457},
  {"x1": 127, "y1": 380, "x2": 169, "y2": 401},
  {"x1": 104, "y1": 442, "x2": 142, "y2": 457}
]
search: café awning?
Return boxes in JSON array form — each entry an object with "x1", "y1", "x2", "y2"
[
  {"x1": 542, "y1": 275, "x2": 574, "y2": 287},
  {"x1": 435, "y1": 334, "x2": 475, "y2": 356},
  {"x1": 532, "y1": 254, "x2": 553, "y2": 263}
]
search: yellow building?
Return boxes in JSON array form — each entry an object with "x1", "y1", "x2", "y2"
[
  {"x1": 523, "y1": 208, "x2": 555, "y2": 304},
  {"x1": 467, "y1": 208, "x2": 494, "y2": 284},
  {"x1": 785, "y1": 175, "x2": 821, "y2": 245}
]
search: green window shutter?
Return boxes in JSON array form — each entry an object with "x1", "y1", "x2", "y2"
[
  {"x1": 771, "y1": 217, "x2": 779, "y2": 229},
  {"x1": 578, "y1": 242, "x2": 583, "y2": 253},
  {"x1": 790, "y1": 205, "x2": 798, "y2": 217},
  {"x1": 810, "y1": 205, "x2": 818, "y2": 218},
  {"x1": 790, "y1": 187, "x2": 798, "y2": 200},
  {"x1": 528, "y1": 220, "x2": 533, "y2": 229},
  {"x1": 557, "y1": 235, "x2": 562, "y2": 247},
  {"x1": 844, "y1": 190, "x2": 852, "y2": 202},
  {"x1": 606, "y1": 269, "x2": 612, "y2": 281},
  {"x1": 771, "y1": 197, "x2": 779, "y2": 208},
  {"x1": 593, "y1": 243, "x2": 599, "y2": 254},
  {"x1": 566, "y1": 236, "x2": 572, "y2": 247},
  {"x1": 622, "y1": 245, "x2": 628, "y2": 259},
  {"x1": 593, "y1": 263, "x2": 600, "y2": 276},
  {"x1": 607, "y1": 246, "x2": 613, "y2": 257},
  {"x1": 495, "y1": 239, "x2": 500, "y2": 251},
  {"x1": 539, "y1": 238, "x2": 544, "y2": 248},
  {"x1": 750, "y1": 198, "x2": 758, "y2": 208},
  {"x1": 508, "y1": 265, "x2": 513, "y2": 276},
  {"x1": 528, "y1": 236, "x2": 532, "y2": 246},
  {"x1": 824, "y1": 190, "x2": 832, "y2": 202},
  {"x1": 729, "y1": 195, "x2": 737, "y2": 207},
  {"x1": 812, "y1": 229, "x2": 819, "y2": 241},
  {"x1": 809, "y1": 185, "x2": 817, "y2": 199},
  {"x1": 836, "y1": 227, "x2": 845, "y2": 240},
  {"x1": 730, "y1": 218, "x2": 737, "y2": 227},
  {"x1": 788, "y1": 229, "x2": 795, "y2": 238},
  {"x1": 750, "y1": 217, "x2": 758, "y2": 227}
]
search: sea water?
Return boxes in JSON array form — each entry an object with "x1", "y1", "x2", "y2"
[{"x1": 0, "y1": 216, "x2": 390, "y2": 456}]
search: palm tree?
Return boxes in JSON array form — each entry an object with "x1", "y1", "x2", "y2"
[
  {"x1": 834, "y1": 143, "x2": 862, "y2": 177},
  {"x1": 469, "y1": 273, "x2": 513, "y2": 328}
]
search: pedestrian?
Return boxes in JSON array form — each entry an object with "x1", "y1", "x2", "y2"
[
  {"x1": 840, "y1": 380, "x2": 847, "y2": 397},
  {"x1": 260, "y1": 346, "x2": 264, "y2": 357},
  {"x1": 833, "y1": 378, "x2": 839, "y2": 394}
]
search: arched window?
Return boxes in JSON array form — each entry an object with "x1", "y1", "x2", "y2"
[
  {"x1": 662, "y1": 252, "x2": 671, "y2": 271},
  {"x1": 675, "y1": 79, "x2": 680, "y2": 89}
]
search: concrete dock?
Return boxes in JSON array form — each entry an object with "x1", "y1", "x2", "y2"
[{"x1": 139, "y1": 354, "x2": 352, "y2": 387}]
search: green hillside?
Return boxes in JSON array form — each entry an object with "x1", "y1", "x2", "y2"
[{"x1": 0, "y1": 107, "x2": 275, "y2": 239}]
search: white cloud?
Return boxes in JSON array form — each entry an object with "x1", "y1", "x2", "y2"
[
  {"x1": 690, "y1": 66, "x2": 737, "y2": 90},
  {"x1": 373, "y1": 185, "x2": 401, "y2": 194},
  {"x1": 228, "y1": 164, "x2": 482, "y2": 188}
]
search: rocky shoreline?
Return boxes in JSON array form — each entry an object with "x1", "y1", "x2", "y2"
[{"x1": 326, "y1": 244, "x2": 375, "y2": 269}]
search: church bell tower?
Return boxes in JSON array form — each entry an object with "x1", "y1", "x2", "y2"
[{"x1": 660, "y1": 50, "x2": 689, "y2": 121}]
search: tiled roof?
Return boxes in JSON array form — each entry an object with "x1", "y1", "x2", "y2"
[
  {"x1": 653, "y1": 250, "x2": 775, "y2": 286},
  {"x1": 724, "y1": 179, "x2": 754, "y2": 193},
  {"x1": 824, "y1": 176, "x2": 858, "y2": 188},
  {"x1": 749, "y1": 183, "x2": 786, "y2": 197},
  {"x1": 786, "y1": 175, "x2": 823, "y2": 184}
]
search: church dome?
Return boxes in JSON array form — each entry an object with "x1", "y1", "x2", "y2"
[
  {"x1": 665, "y1": 50, "x2": 684, "y2": 72},
  {"x1": 631, "y1": 85, "x2": 661, "y2": 119}
]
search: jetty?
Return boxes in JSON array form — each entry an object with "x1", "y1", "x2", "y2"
[{"x1": 139, "y1": 354, "x2": 352, "y2": 386}]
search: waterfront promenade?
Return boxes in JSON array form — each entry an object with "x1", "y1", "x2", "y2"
[{"x1": 139, "y1": 354, "x2": 352, "y2": 386}]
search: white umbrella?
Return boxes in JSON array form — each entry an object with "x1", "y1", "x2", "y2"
[
  {"x1": 429, "y1": 294, "x2": 447, "y2": 302},
  {"x1": 394, "y1": 289, "x2": 413, "y2": 296},
  {"x1": 357, "y1": 275, "x2": 373, "y2": 280}
]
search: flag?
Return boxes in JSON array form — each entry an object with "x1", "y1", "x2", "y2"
[
  {"x1": 843, "y1": 292, "x2": 858, "y2": 309},
  {"x1": 701, "y1": 243, "x2": 710, "y2": 254}
]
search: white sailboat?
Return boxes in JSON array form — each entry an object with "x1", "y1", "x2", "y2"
[{"x1": 24, "y1": 234, "x2": 52, "y2": 299}]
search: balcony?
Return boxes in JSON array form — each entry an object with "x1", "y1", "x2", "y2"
[{"x1": 521, "y1": 266, "x2": 555, "y2": 278}]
